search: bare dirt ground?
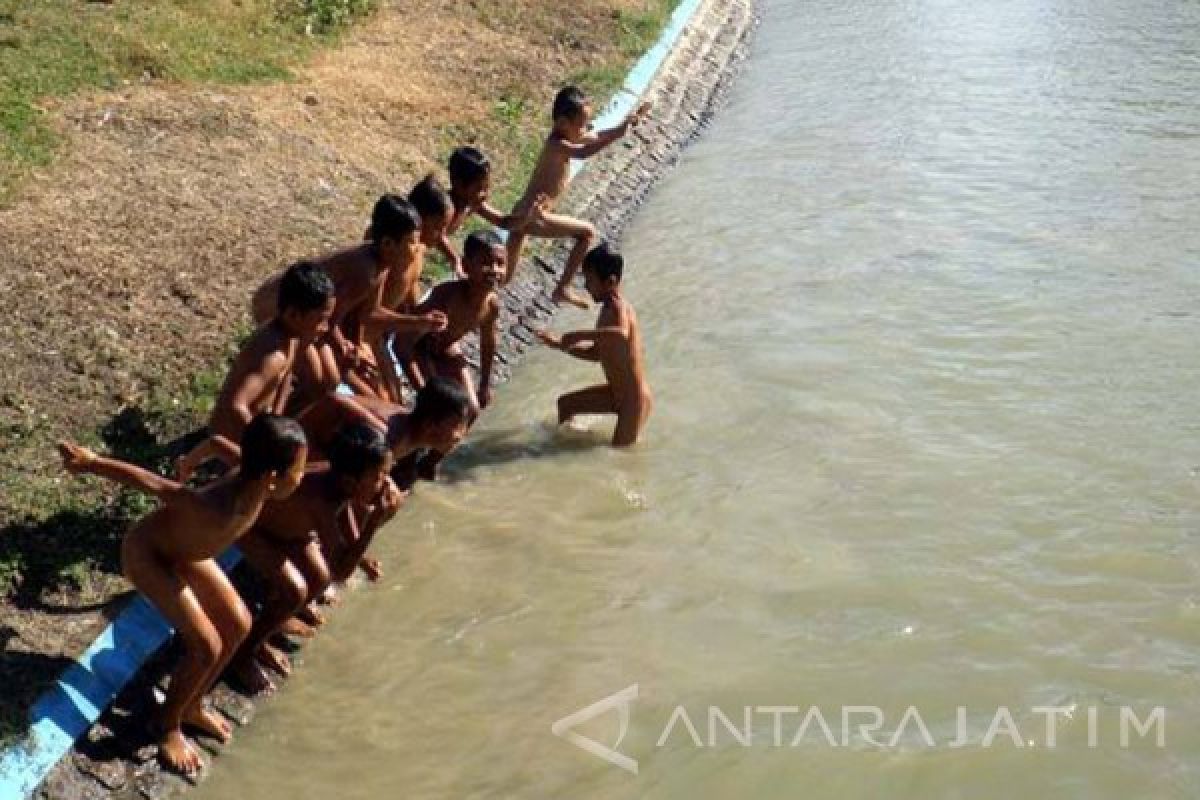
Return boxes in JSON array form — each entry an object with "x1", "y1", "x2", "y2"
[{"x1": 0, "y1": 0, "x2": 668, "y2": 740}]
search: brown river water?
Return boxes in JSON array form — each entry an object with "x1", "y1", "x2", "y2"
[{"x1": 196, "y1": 0, "x2": 1200, "y2": 796}]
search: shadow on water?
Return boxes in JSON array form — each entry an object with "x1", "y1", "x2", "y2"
[{"x1": 438, "y1": 425, "x2": 610, "y2": 482}]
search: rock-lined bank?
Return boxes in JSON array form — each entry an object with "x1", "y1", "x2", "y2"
[{"x1": 32, "y1": 1, "x2": 757, "y2": 797}]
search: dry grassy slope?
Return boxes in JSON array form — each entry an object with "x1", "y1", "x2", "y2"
[{"x1": 0, "y1": 0, "x2": 650, "y2": 512}]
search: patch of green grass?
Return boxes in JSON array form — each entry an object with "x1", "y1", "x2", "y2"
[{"x1": 0, "y1": 0, "x2": 373, "y2": 203}]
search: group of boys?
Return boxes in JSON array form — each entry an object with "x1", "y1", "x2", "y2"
[{"x1": 57, "y1": 86, "x2": 654, "y2": 775}]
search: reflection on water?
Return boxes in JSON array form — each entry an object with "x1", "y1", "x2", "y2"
[{"x1": 197, "y1": 0, "x2": 1200, "y2": 796}]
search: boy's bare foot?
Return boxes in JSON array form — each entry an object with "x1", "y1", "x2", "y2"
[
  {"x1": 183, "y1": 704, "x2": 233, "y2": 743},
  {"x1": 256, "y1": 642, "x2": 292, "y2": 677},
  {"x1": 359, "y1": 556, "x2": 383, "y2": 582},
  {"x1": 158, "y1": 728, "x2": 202, "y2": 776},
  {"x1": 232, "y1": 658, "x2": 276, "y2": 696},
  {"x1": 552, "y1": 285, "x2": 590, "y2": 309},
  {"x1": 281, "y1": 617, "x2": 317, "y2": 638},
  {"x1": 296, "y1": 602, "x2": 326, "y2": 627}
]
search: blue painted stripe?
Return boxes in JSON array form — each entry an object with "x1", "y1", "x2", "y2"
[
  {"x1": 0, "y1": 550, "x2": 241, "y2": 800},
  {"x1": 572, "y1": 0, "x2": 705, "y2": 180},
  {"x1": 0, "y1": 1, "x2": 711, "y2": 796}
]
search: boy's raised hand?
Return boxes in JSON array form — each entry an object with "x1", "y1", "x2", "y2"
[
  {"x1": 628, "y1": 101, "x2": 653, "y2": 128},
  {"x1": 58, "y1": 440, "x2": 97, "y2": 474}
]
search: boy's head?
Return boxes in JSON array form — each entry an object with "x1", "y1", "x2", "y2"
[
  {"x1": 409, "y1": 174, "x2": 452, "y2": 246},
  {"x1": 407, "y1": 377, "x2": 471, "y2": 452},
  {"x1": 552, "y1": 86, "x2": 591, "y2": 139},
  {"x1": 581, "y1": 241, "x2": 623, "y2": 301},
  {"x1": 327, "y1": 422, "x2": 393, "y2": 506},
  {"x1": 277, "y1": 260, "x2": 335, "y2": 342},
  {"x1": 240, "y1": 413, "x2": 308, "y2": 497},
  {"x1": 462, "y1": 229, "x2": 504, "y2": 288},
  {"x1": 448, "y1": 146, "x2": 491, "y2": 207},
  {"x1": 368, "y1": 194, "x2": 421, "y2": 266}
]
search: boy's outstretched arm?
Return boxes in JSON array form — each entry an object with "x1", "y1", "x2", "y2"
[
  {"x1": 176, "y1": 434, "x2": 241, "y2": 481},
  {"x1": 437, "y1": 234, "x2": 465, "y2": 279},
  {"x1": 558, "y1": 102, "x2": 652, "y2": 160},
  {"x1": 477, "y1": 194, "x2": 548, "y2": 232},
  {"x1": 478, "y1": 300, "x2": 500, "y2": 409},
  {"x1": 366, "y1": 306, "x2": 448, "y2": 336},
  {"x1": 559, "y1": 326, "x2": 628, "y2": 348},
  {"x1": 536, "y1": 330, "x2": 601, "y2": 361},
  {"x1": 59, "y1": 441, "x2": 184, "y2": 501}
]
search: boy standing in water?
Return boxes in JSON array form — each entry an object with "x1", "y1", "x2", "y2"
[
  {"x1": 58, "y1": 414, "x2": 307, "y2": 775},
  {"x1": 505, "y1": 86, "x2": 651, "y2": 308},
  {"x1": 178, "y1": 261, "x2": 334, "y2": 477},
  {"x1": 230, "y1": 423, "x2": 400, "y2": 695},
  {"x1": 537, "y1": 242, "x2": 652, "y2": 447}
]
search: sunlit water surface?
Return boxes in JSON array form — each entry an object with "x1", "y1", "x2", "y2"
[{"x1": 198, "y1": 0, "x2": 1200, "y2": 796}]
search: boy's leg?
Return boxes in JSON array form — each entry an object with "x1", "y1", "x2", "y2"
[
  {"x1": 521, "y1": 213, "x2": 596, "y2": 308},
  {"x1": 612, "y1": 393, "x2": 652, "y2": 448},
  {"x1": 230, "y1": 532, "x2": 306, "y2": 693},
  {"x1": 122, "y1": 529, "x2": 220, "y2": 774},
  {"x1": 292, "y1": 539, "x2": 333, "y2": 606},
  {"x1": 504, "y1": 230, "x2": 527, "y2": 286},
  {"x1": 556, "y1": 384, "x2": 617, "y2": 426},
  {"x1": 179, "y1": 559, "x2": 252, "y2": 737}
]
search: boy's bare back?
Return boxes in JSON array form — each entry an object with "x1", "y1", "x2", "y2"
[
  {"x1": 595, "y1": 294, "x2": 648, "y2": 406},
  {"x1": 209, "y1": 324, "x2": 296, "y2": 440},
  {"x1": 59, "y1": 442, "x2": 267, "y2": 562}
]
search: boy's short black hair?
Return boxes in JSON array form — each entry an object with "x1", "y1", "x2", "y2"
[
  {"x1": 582, "y1": 241, "x2": 623, "y2": 282},
  {"x1": 277, "y1": 260, "x2": 334, "y2": 314},
  {"x1": 409, "y1": 377, "x2": 471, "y2": 428},
  {"x1": 240, "y1": 413, "x2": 306, "y2": 480},
  {"x1": 327, "y1": 422, "x2": 389, "y2": 480},
  {"x1": 448, "y1": 146, "x2": 490, "y2": 187},
  {"x1": 367, "y1": 194, "x2": 421, "y2": 243},
  {"x1": 463, "y1": 229, "x2": 502, "y2": 262},
  {"x1": 408, "y1": 173, "x2": 451, "y2": 219},
  {"x1": 552, "y1": 86, "x2": 588, "y2": 121}
]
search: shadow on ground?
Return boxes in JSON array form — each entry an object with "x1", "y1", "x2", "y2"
[{"x1": 0, "y1": 406, "x2": 205, "y2": 747}]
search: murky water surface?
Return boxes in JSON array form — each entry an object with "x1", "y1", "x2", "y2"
[{"x1": 198, "y1": 0, "x2": 1200, "y2": 795}]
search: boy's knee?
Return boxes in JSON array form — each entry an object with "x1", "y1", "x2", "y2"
[
  {"x1": 281, "y1": 571, "x2": 308, "y2": 610},
  {"x1": 310, "y1": 562, "x2": 332, "y2": 597},
  {"x1": 231, "y1": 603, "x2": 253, "y2": 643},
  {"x1": 579, "y1": 225, "x2": 596, "y2": 243},
  {"x1": 186, "y1": 629, "x2": 223, "y2": 669}
]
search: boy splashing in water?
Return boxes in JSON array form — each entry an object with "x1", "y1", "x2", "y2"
[
  {"x1": 538, "y1": 242, "x2": 653, "y2": 447},
  {"x1": 505, "y1": 86, "x2": 650, "y2": 308},
  {"x1": 58, "y1": 414, "x2": 308, "y2": 775}
]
